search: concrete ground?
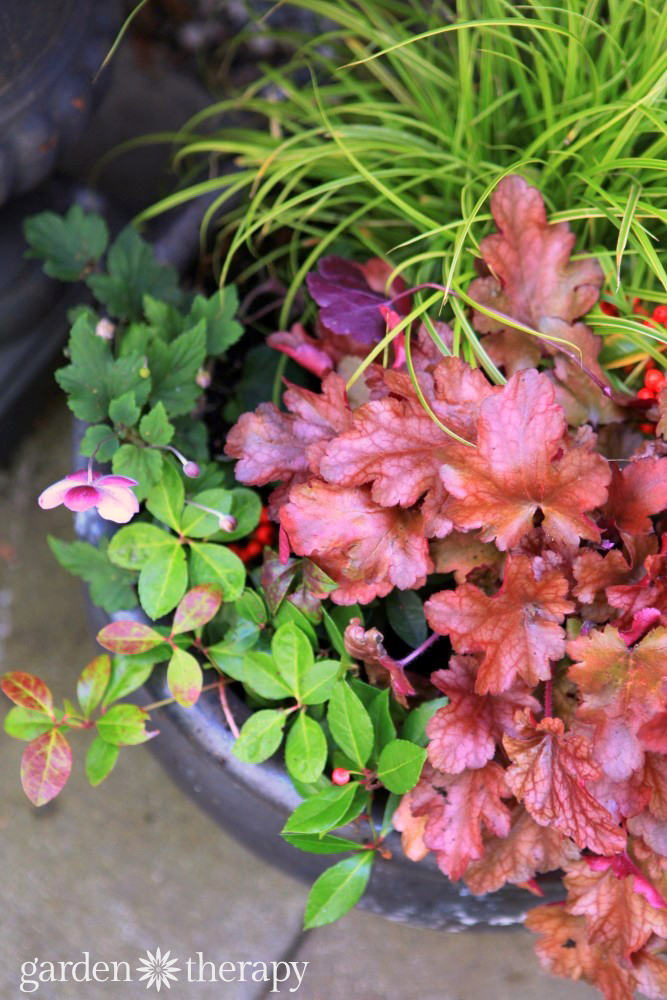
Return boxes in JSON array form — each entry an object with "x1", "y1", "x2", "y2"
[{"x1": 0, "y1": 401, "x2": 599, "y2": 1000}]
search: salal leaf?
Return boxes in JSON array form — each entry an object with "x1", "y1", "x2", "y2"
[
  {"x1": 96, "y1": 704, "x2": 155, "y2": 746},
  {"x1": 303, "y1": 853, "x2": 374, "y2": 929},
  {"x1": 272, "y1": 623, "x2": 314, "y2": 700},
  {"x1": 282, "y1": 833, "x2": 364, "y2": 855},
  {"x1": 172, "y1": 584, "x2": 223, "y2": 635},
  {"x1": 145, "y1": 460, "x2": 184, "y2": 532},
  {"x1": 386, "y1": 589, "x2": 427, "y2": 648},
  {"x1": 107, "y1": 523, "x2": 176, "y2": 571},
  {"x1": 1, "y1": 672, "x2": 53, "y2": 714},
  {"x1": 4, "y1": 707, "x2": 54, "y2": 741},
  {"x1": 243, "y1": 651, "x2": 292, "y2": 700},
  {"x1": 21, "y1": 729, "x2": 73, "y2": 806},
  {"x1": 232, "y1": 710, "x2": 286, "y2": 763},
  {"x1": 285, "y1": 713, "x2": 327, "y2": 784},
  {"x1": 167, "y1": 647, "x2": 203, "y2": 707},
  {"x1": 401, "y1": 697, "x2": 448, "y2": 748},
  {"x1": 327, "y1": 682, "x2": 373, "y2": 769},
  {"x1": 368, "y1": 688, "x2": 397, "y2": 761},
  {"x1": 86, "y1": 736, "x2": 119, "y2": 786},
  {"x1": 188, "y1": 542, "x2": 245, "y2": 601},
  {"x1": 282, "y1": 784, "x2": 358, "y2": 835},
  {"x1": 77, "y1": 654, "x2": 112, "y2": 718},
  {"x1": 300, "y1": 659, "x2": 342, "y2": 706},
  {"x1": 97, "y1": 621, "x2": 164, "y2": 655},
  {"x1": 102, "y1": 652, "x2": 164, "y2": 707},
  {"x1": 376, "y1": 739, "x2": 427, "y2": 794},
  {"x1": 138, "y1": 543, "x2": 188, "y2": 620}
]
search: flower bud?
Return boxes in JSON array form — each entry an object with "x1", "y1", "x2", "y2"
[{"x1": 183, "y1": 462, "x2": 200, "y2": 479}]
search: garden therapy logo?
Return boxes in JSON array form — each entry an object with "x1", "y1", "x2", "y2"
[
  {"x1": 136, "y1": 948, "x2": 180, "y2": 991},
  {"x1": 19, "y1": 952, "x2": 309, "y2": 993}
]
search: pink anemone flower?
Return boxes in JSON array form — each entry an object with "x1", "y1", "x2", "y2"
[{"x1": 38, "y1": 470, "x2": 140, "y2": 524}]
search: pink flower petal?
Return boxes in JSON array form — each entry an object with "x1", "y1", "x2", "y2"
[
  {"x1": 63, "y1": 485, "x2": 101, "y2": 512},
  {"x1": 96, "y1": 475, "x2": 139, "y2": 488},
  {"x1": 95, "y1": 483, "x2": 139, "y2": 524},
  {"x1": 38, "y1": 471, "x2": 89, "y2": 509}
]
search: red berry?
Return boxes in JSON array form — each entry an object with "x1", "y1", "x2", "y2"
[
  {"x1": 259, "y1": 506, "x2": 271, "y2": 524},
  {"x1": 254, "y1": 524, "x2": 275, "y2": 546},
  {"x1": 640, "y1": 423, "x2": 657, "y2": 434},
  {"x1": 243, "y1": 540, "x2": 263, "y2": 561},
  {"x1": 600, "y1": 301, "x2": 619, "y2": 317},
  {"x1": 331, "y1": 768, "x2": 351, "y2": 786},
  {"x1": 638, "y1": 387, "x2": 655, "y2": 401},
  {"x1": 646, "y1": 359, "x2": 657, "y2": 370},
  {"x1": 227, "y1": 544, "x2": 245, "y2": 557},
  {"x1": 645, "y1": 370, "x2": 666, "y2": 392},
  {"x1": 653, "y1": 306, "x2": 667, "y2": 325}
]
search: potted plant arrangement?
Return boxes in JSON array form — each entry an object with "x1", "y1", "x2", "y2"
[{"x1": 5, "y1": 2, "x2": 667, "y2": 997}]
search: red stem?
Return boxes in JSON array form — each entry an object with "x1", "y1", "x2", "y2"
[
  {"x1": 397, "y1": 632, "x2": 440, "y2": 668},
  {"x1": 218, "y1": 679, "x2": 240, "y2": 739}
]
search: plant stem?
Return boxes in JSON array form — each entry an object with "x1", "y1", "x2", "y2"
[
  {"x1": 218, "y1": 678, "x2": 240, "y2": 739},
  {"x1": 142, "y1": 681, "x2": 219, "y2": 713},
  {"x1": 397, "y1": 632, "x2": 440, "y2": 668}
]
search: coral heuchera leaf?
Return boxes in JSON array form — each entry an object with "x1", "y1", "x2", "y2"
[
  {"x1": 280, "y1": 482, "x2": 432, "y2": 605},
  {"x1": 425, "y1": 554, "x2": 573, "y2": 694},
  {"x1": 171, "y1": 585, "x2": 223, "y2": 635},
  {"x1": 97, "y1": 621, "x2": 165, "y2": 654},
  {"x1": 438, "y1": 368, "x2": 611, "y2": 550},
  {"x1": 503, "y1": 711, "x2": 626, "y2": 855}
]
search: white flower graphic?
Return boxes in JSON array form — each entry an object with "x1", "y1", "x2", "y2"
[{"x1": 136, "y1": 948, "x2": 180, "y2": 991}]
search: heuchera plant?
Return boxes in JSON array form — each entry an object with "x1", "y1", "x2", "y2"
[{"x1": 5, "y1": 177, "x2": 667, "y2": 995}]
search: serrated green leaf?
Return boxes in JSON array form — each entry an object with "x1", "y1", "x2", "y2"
[
  {"x1": 188, "y1": 542, "x2": 245, "y2": 601},
  {"x1": 327, "y1": 682, "x2": 373, "y2": 769},
  {"x1": 87, "y1": 226, "x2": 180, "y2": 320},
  {"x1": 243, "y1": 651, "x2": 292, "y2": 700},
  {"x1": 108, "y1": 391, "x2": 140, "y2": 427},
  {"x1": 143, "y1": 295, "x2": 186, "y2": 341},
  {"x1": 167, "y1": 647, "x2": 202, "y2": 707},
  {"x1": 79, "y1": 424, "x2": 119, "y2": 462},
  {"x1": 147, "y1": 321, "x2": 207, "y2": 416},
  {"x1": 4, "y1": 706, "x2": 54, "y2": 741},
  {"x1": 139, "y1": 402, "x2": 174, "y2": 446},
  {"x1": 285, "y1": 713, "x2": 327, "y2": 784},
  {"x1": 145, "y1": 460, "x2": 184, "y2": 532},
  {"x1": 96, "y1": 704, "x2": 154, "y2": 746},
  {"x1": 85, "y1": 736, "x2": 119, "y2": 786},
  {"x1": 272, "y1": 623, "x2": 314, "y2": 700},
  {"x1": 386, "y1": 590, "x2": 427, "y2": 648},
  {"x1": 47, "y1": 536, "x2": 137, "y2": 613},
  {"x1": 376, "y1": 739, "x2": 427, "y2": 794},
  {"x1": 304, "y1": 853, "x2": 374, "y2": 929},
  {"x1": 112, "y1": 444, "x2": 163, "y2": 502},
  {"x1": 138, "y1": 542, "x2": 188, "y2": 620},
  {"x1": 107, "y1": 522, "x2": 176, "y2": 570},
  {"x1": 233, "y1": 709, "x2": 286, "y2": 763},
  {"x1": 187, "y1": 287, "x2": 244, "y2": 355},
  {"x1": 24, "y1": 205, "x2": 108, "y2": 281}
]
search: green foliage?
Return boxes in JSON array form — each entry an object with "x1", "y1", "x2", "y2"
[
  {"x1": 24, "y1": 204, "x2": 108, "y2": 280},
  {"x1": 376, "y1": 739, "x2": 427, "y2": 794},
  {"x1": 303, "y1": 853, "x2": 374, "y2": 929},
  {"x1": 386, "y1": 590, "x2": 427, "y2": 648},
  {"x1": 47, "y1": 536, "x2": 137, "y2": 613},
  {"x1": 87, "y1": 226, "x2": 181, "y2": 320}
]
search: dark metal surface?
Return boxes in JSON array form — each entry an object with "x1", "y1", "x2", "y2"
[{"x1": 0, "y1": 0, "x2": 119, "y2": 204}]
